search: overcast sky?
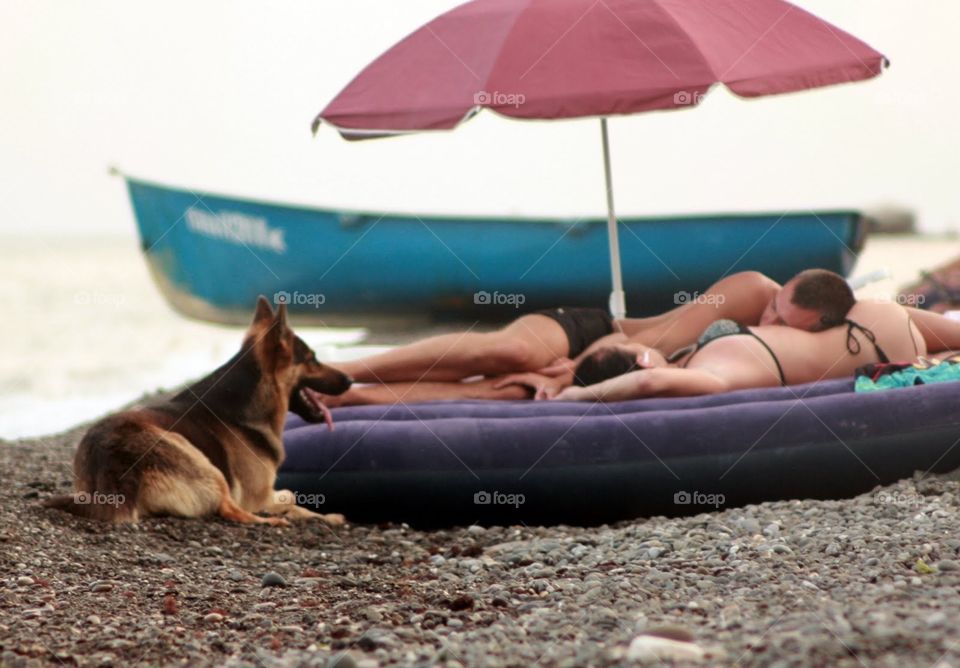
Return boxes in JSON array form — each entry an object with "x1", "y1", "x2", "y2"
[{"x1": 1, "y1": 0, "x2": 957, "y2": 236}]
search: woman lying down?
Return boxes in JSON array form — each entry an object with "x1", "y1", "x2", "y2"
[
  {"x1": 551, "y1": 299, "x2": 924, "y2": 402},
  {"x1": 315, "y1": 270, "x2": 939, "y2": 406}
]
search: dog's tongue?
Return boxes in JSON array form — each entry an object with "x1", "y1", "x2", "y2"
[
  {"x1": 318, "y1": 400, "x2": 335, "y2": 432},
  {"x1": 305, "y1": 388, "x2": 335, "y2": 431}
]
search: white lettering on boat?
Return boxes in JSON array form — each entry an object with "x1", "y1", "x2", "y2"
[{"x1": 185, "y1": 208, "x2": 286, "y2": 253}]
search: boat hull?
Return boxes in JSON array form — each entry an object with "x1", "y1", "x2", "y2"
[{"x1": 124, "y1": 177, "x2": 867, "y2": 324}]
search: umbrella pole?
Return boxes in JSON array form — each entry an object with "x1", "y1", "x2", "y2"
[{"x1": 600, "y1": 118, "x2": 627, "y2": 320}]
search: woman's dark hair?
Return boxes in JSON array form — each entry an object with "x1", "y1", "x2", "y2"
[
  {"x1": 574, "y1": 347, "x2": 640, "y2": 386},
  {"x1": 790, "y1": 268, "x2": 856, "y2": 328}
]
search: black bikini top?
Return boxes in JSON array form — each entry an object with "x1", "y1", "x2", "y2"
[
  {"x1": 677, "y1": 318, "x2": 905, "y2": 387},
  {"x1": 679, "y1": 319, "x2": 787, "y2": 386}
]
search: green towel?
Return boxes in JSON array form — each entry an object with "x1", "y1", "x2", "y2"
[{"x1": 855, "y1": 362, "x2": 960, "y2": 393}]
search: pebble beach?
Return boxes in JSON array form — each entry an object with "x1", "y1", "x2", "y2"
[{"x1": 4, "y1": 414, "x2": 960, "y2": 667}]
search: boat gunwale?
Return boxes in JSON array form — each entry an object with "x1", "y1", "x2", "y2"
[{"x1": 115, "y1": 169, "x2": 866, "y2": 230}]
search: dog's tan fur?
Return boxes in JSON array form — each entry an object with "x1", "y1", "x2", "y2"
[{"x1": 44, "y1": 296, "x2": 351, "y2": 527}]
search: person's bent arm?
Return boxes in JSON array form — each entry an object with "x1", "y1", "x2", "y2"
[{"x1": 555, "y1": 367, "x2": 730, "y2": 402}]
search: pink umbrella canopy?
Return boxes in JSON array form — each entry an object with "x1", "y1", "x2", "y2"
[
  {"x1": 314, "y1": 0, "x2": 886, "y2": 135},
  {"x1": 312, "y1": 0, "x2": 887, "y2": 318}
]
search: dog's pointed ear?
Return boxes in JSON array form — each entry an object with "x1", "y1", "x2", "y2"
[
  {"x1": 274, "y1": 303, "x2": 288, "y2": 331},
  {"x1": 267, "y1": 303, "x2": 293, "y2": 366},
  {"x1": 252, "y1": 296, "x2": 274, "y2": 325}
]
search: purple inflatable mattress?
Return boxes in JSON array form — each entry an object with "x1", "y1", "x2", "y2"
[{"x1": 278, "y1": 379, "x2": 960, "y2": 526}]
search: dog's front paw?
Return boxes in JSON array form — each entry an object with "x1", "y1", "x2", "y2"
[{"x1": 318, "y1": 513, "x2": 346, "y2": 526}]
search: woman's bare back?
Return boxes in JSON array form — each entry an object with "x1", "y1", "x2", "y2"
[{"x1": 685, "y1": 302, "x2": 925, "y2": 389}]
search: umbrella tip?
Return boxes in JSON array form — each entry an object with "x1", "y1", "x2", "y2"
[{"x1": 310, "y1": 115, "x2": 322, "y2": 137}]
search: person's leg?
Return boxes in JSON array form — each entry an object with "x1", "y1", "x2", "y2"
[
  {"x1": 338, "y1": 314, "x2": 569, "y2": 383},
  {"x1": 616, "y1": 271, "x2": 780, "y2": 354},
  {"x1": 327, "y1": 377, "x2": 532, "y2": 406}
]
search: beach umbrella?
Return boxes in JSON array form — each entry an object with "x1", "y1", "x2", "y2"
[{"x1": 312, "y1": 0, "x2": 887, "y2": 319}]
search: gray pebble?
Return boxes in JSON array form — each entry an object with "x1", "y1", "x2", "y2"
[
  {"x1": 260, "y1": 571, "x2": 287, "y2": 588},
  {"x1": 361, "y1": 607, "x2": 383, "y2": 622},
  {"x1": 327, "y1": 652, "x2": 357, "y2": 668}
]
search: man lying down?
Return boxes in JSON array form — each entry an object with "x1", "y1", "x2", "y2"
[
  {"x1": 318, "y1": 269, "x2": 957, "y2": 406},
  {"x1": 555, "y1": 272, "x2": 923, "y2": 401}
]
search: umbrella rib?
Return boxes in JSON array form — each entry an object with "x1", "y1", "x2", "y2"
[
  {"x1": 818, "y1": 19, "x2": 884, "y2": 73},
  {"x1": 641, "y1": 0, "x2": 719, "y2": 82}
]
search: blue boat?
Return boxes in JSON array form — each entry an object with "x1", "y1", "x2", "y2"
[{"x1": 121, "y1": 174, "x2": 867, "y2": 324}]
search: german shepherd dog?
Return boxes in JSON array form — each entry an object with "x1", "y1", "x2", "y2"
[{"x1": 44, "y1": 296, "x2": 351, "y2": 527}]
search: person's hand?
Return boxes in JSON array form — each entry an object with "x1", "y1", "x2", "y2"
[
  {"x1": 532, "y1": 358, "x2": 576, "y2": 398},
  {"x1": 493, "y1": 372, "x2": 554, "y2": 399},
  {"x1": 552, "y1": 385, "x2": 593, "y2": 402},
  {"x1": 538, "y1": 357, "x2": 576, "y2": 377},
  {"x1": 534, "y1": 373, "x2": 573, "y2": 400},
  {"x1": 495, "y1": 372, "x2": 573, "y2": 400}
]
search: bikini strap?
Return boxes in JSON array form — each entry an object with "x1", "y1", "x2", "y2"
[
  {"x1": 747, "y1": 331, "x2": 787, "y2": 386},
  {"x1": 683, "y1": 322, "x2": 786, "y2": 385},
  {"x1": 844, "y1": 319, "x2": 890, "y2": 363}
]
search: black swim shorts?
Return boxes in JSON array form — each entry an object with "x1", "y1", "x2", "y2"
[{"x1": 535, "y1": 307, "x2": 615, "y2": 358}]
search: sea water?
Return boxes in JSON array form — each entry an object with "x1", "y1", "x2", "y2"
[{"x1": 0, "y1": 235, "x2": 374, "y2": 439}]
